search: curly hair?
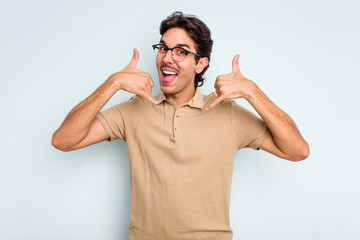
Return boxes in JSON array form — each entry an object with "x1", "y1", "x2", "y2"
[{"x1": 159, "y1": 11, "x2": 213, "y2": 88}]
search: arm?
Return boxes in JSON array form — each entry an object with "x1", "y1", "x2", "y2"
[
  {"x1": 246, "y1": 86, "x2": 309, "y2": 161},
  {"x1": 52, "y1": 49, "x2": 158, "y2": 152},
  {"x1": 207, "y1": 55, "x2": 309, "y2": 161}
]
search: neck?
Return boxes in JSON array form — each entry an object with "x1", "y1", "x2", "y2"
[{"x1": 165, "y1": 88, "x2": 196, "y2": 106}]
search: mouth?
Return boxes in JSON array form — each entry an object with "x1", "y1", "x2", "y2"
[{"x1": 161, "y1": 67, "x2": 178, "y2": 84}]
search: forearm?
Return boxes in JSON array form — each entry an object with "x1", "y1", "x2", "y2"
[
  {"x1": 52, "y1": 78, "x2": 119, "y2": 149},
  {"x1": 245, "y1": 83, "x2": 309, "y2": 159},
  {"x1": 52, "y1": 49, "x2": 158, "y2": 151}
]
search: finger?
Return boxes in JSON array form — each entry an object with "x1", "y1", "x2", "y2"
[
  {"x1": 213, "y1": 84, "x2": 220, "y2": 96},
  {"x1": 143, "y1": 94, "x2": 159, "y2": 105},
  {"x1": 215, "y1": 87, "x2": 220, "y2": 97},
  {"x1": 232, "y1": 54, "x2": 241, "y2": 73},
  {"x1": 127, "y1": 48, "x2": 139, "y2": 69},
  {"x1": 147, "y1": 74, "x2": 155, "y2": 87},
  {"x1": 206, "y1": 96, "x2": 225, "y2": 111},
  {"x1": 149, "y1": 77, "x2": 155, "y2": 87},
  {"x1": 146, "y1": 82, "x2": 152, "y2": 95}
]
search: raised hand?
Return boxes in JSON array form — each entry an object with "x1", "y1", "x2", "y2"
[
  {"x1": 206, "y1": 54, "x2": 255, "y2": 111},
  {"x1": 109, "y1": 48, "x2": 158, "y2": 104}
]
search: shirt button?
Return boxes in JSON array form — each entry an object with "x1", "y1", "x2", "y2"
[
  {"x1": 176, "y1": 114, "x2": 179, "y2": 117},
  {"x1": 175, "y1": 127, "x2": 178, "y2": 131}
]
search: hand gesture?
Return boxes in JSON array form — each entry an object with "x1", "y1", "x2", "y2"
[
  {"x1": 109, "y1": 48, "x2": 158, "y2": 104},
  {"x1": 206, "y1": 54, "x2": 254, "y2": 110}
]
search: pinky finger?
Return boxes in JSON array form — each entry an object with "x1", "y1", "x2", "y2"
[
  {"x1": 143, "y1": 94, "x2": 159, "y2": 105},
  {"x1": 206, "y1": 96, "x2": 224, "y2": 111}
]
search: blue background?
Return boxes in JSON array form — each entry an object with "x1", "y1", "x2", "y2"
[{"x1": 1, "y1": 0, "x2": 359, "y2": 239}]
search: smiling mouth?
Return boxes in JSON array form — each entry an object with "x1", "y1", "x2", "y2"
[{"x1": 161, "y1": 68, "x2": 178, "y2": 84}]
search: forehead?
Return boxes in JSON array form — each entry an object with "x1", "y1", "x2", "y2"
[{"x1": 160, "y1": 28, "x2": 196, "y2": 50}]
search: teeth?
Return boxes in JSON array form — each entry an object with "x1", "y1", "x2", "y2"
[{"x1": 163, "y1": 70, "x2": 177, "y2": 75}]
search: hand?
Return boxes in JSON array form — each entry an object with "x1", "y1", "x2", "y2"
[
  {"x1": 109, "y1": 48, "x2": 158, "y2": 104},
  {"x1": 206, "y1": 54, "x2": 255, "y2": 110}
]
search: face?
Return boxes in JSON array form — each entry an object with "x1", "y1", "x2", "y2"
[{"x1": 156, "y1": 28, "x2": 208, "y2": 101}]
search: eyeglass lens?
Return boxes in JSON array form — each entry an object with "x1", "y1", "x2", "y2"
[{"x1": 154, "y1": 46, "x2": 187, "y2": 62}]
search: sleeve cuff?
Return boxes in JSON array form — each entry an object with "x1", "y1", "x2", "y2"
[
  {"x1": 96, "y1": 113, "x2": 117, "y2": 142},
  {"x1": 249, "y1": 128, "x2": 271, "y2": 150}
]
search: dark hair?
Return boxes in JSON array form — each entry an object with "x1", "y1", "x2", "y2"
[{"x1": 160, "y1": 11, "x2": 213, "y2": 88}]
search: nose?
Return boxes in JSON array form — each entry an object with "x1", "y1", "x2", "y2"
[{"x1": 162, "y1": 49, "x2": 174, "y2": 63}]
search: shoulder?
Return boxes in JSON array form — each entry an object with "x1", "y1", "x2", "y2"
[
  {"x1": 123, "y1": 94, "x2": 149, "y2": 108},
  {"x1": 103, "y1": 94, "x2": 149, "y2": 117},
  {"x1": 202, "y1": 92, "x2": 217, "y2": 106}
]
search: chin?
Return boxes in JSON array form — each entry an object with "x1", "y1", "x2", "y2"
[
  {"x1": 159, "y1": 78, "x2": 179, "y2": 94},
  {"x1": 160, "y1": 85, "x2": 177, "y2": 95}
]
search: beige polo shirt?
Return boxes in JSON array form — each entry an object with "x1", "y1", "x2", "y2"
[{"x1": 96, "y1": 89, "x2": 270, "y2": 240}]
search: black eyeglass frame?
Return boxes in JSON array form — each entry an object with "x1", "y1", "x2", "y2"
[{"x1": 152, "y1": 44, "x2": 201, "y2": 61}]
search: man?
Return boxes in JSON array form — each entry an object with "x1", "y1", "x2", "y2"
[{"x1": 52, "y1": 11, "x2": 309, "y2": 240}]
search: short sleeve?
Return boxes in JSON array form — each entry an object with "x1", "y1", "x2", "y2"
[
  {"x1": 230, "y1": 101, "x2": 271, "y2": 150},
  {"x1": 96, "y1": 101, "x2": 130, "y2": 142}
]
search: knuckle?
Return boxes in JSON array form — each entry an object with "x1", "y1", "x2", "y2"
[{"x1": 135, "y1": 82, "x2": 143, "y2": 88}]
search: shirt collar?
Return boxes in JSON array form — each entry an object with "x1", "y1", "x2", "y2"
[{"x1": 155, "y1": 88, "x2": 205, "y2": 109}]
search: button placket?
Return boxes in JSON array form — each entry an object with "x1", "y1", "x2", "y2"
[
  {"x1": 173, "y1": 107, "x2": 181, "y2": 137},
  {"x1": 167, "y1": 100, "x2": 177, "y2": 141}
]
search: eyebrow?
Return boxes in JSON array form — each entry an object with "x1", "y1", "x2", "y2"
[{"x1": 160, "y1": 40, "x2": 191, "y2": 50}]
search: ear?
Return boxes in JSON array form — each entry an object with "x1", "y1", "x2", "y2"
[{"x1": 195, "y1": 57, "x2": 209, "y2": 74}]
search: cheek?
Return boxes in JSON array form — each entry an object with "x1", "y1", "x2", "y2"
[
  {"x1": 155, "y1": 57, "x2": 161, "y2": 69},
  {"x1": 180, "y1": 63, "x2": 196, "y2": 77},
  {"x1": 155, "y1": 60, "x2": 162, "y2": 77}
]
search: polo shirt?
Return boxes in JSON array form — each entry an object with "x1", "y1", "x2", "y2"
[{"x1": 96, "y1": 88, "x2": 270, "y2": 240}]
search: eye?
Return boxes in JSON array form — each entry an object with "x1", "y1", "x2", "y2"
[
  {"x1": 175, "y1": 48, "x2": 186, "y2": 56},
  {"x1": 158, "y1": 45, "x2": 167, "y2": 52}
]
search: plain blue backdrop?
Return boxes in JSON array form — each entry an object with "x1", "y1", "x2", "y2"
[{"x1": 1, "y1": 0, "x2": 359, "y2": 239}]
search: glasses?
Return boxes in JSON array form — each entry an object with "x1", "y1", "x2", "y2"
[{"x1": 152, "y1": 44, "x2": 201, "y2": 62}]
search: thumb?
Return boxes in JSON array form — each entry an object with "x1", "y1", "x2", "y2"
[
  {"x1": 127, "y1": 48, "x2": 139, "y2": 68},
  {"x1": 232, "y1": 54, "x2": 240, "y2": 73}
]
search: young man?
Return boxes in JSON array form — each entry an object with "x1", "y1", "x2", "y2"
[{"x1": 52, "y1": 11, "x2": 309, "y2": 240}]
